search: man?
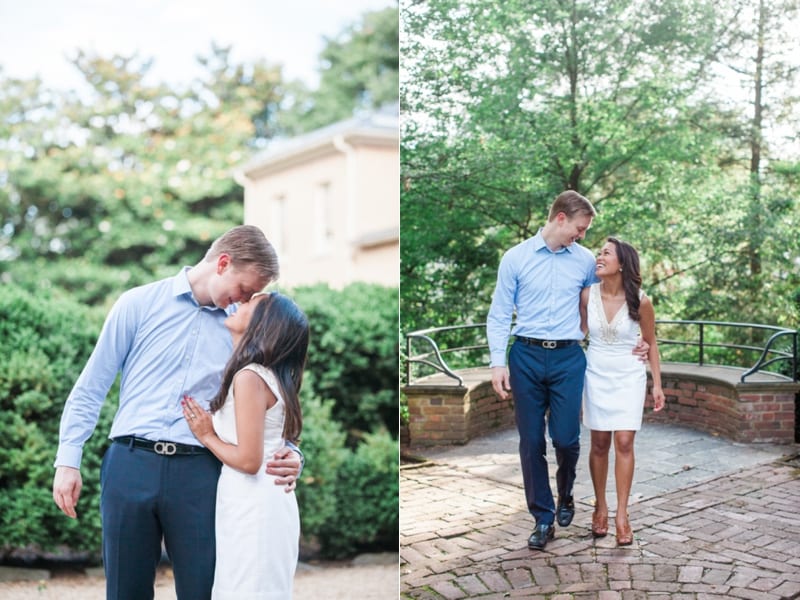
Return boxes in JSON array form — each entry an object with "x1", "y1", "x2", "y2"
[
  {"x1": 53, "y1": 225, "x2": 302, "y2": 599},
  {"x1": 487, "y1": 190, "x2": 604, "y2": 551}
]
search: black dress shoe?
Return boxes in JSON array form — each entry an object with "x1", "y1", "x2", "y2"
[
  {"x1": 556, "y1": 496, "x2": 575, "y2": 527},
  {"x1": 527, "y1": 523, "x2": 555, "y2": 551}
]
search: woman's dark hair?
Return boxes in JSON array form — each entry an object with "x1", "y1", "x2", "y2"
[
  {"x1": 210, "y1": 292, "x2": 308, "y2": 442},
  {"x1": 607, "y1": 237, "x2": 642, "y2": 322}
]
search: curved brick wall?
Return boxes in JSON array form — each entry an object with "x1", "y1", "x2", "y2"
[{"x1": 403, "y1": 364, "x2": 799, "y2": 448}]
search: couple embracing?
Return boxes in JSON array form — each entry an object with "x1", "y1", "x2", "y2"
[{"x1": 53, "y1": 225, "x2": 307, "y2": 599}]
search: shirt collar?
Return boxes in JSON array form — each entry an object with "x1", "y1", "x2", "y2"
[
  {"x1": 171, "y1": 267, "x2": 238, "y2": 315},
  {"x1": 532, "y1": 229, "x2": 573, "y2": 254}
]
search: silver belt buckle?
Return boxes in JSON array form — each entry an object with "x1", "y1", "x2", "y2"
[
  {"x1": 542, "y1": 340, "x2": 557, "y2": 349},
  {"x1": 154, "y1": 441, "x2": 177, "y2": 455}
]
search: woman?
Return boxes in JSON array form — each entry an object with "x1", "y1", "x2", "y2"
[
  {"x1": 182, "y1": 292, "x2": 309, "y2": 599},
  {"x1": 580, "y1": 237, "x2": 665, "y2": 546}
]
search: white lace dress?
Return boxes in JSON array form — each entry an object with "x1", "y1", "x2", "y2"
[
  {"x1": 582, "y1": 284, "x2": 647, "y2": 431},
  {"x1": 211, "y1": 364, "x2": 299, "y2": 600}
]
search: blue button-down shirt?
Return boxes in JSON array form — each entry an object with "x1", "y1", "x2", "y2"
[
  {"x1": 55, "y1": 268, "x2": 235, "y2": 469},
  {"x1": 487, "y1": 231, "x2": 598, "y2": 367}
]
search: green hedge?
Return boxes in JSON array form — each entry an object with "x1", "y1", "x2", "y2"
[
  {"x1": 0, "y1": 285, "x2": 113, "y2": 559},
  {"x1": 291, "y1": 283, "x2": 399, "y2": 441},
  {"x1": 0, "y1": 282, "x2": 398, "y2": 561}
]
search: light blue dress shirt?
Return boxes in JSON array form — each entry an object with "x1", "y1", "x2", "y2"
[
  {"x1": 487, "y1": 231, "x2": 598, "y2": 367},
  {"x1": 56, "y1": 268, "x2": 235, "y2": 469}
]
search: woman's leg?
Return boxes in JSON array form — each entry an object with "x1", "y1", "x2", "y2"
[
  {"x1": 589, "y1": 430, "x2": 611, "y2": 535},
  {"x1": 613, "y1": 430, "x2": 636, "y2": 544}
]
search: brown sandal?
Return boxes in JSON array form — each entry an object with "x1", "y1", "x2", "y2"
[
  {"x1": 591, "y1": 510, "x2": 608, "y2": 538},
  {"x1": 616, "y1": 516, "x2": 633, "y2": 546}
]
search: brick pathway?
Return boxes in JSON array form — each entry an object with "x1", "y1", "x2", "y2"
[{"x1": 401, "y1": 425, "x2": 800, "y2": 599}]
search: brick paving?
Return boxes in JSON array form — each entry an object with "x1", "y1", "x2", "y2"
[{"x1": 401, "y1": 423, "x2": 800, "y2": 599}]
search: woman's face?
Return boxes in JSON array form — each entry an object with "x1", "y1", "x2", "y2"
[
  {"x1": 595, "y1": 242, "x2": 620, "y2": 277},
  {"x1": 226, "y1": 293, "x2": 269, "y2": 335}
]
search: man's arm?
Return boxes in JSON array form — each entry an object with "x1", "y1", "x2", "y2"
[
  {"x1": 52, "y1": 295, "x2": 135, "y2": 517},
  {"x1": 487, "y1": 252, "x2": 516, "y2": 378}
]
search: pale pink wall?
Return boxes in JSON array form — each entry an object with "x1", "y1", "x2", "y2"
[{"x1": 241, "y1": 136, "x2": 398, "y2": 290}]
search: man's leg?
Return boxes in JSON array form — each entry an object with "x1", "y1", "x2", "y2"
[
  {"x1": 508, "y1": 342, "x2": 554, "y2": 525},
  {"x1": 101, "y1": 442, "x2": 163, "y2": 600},
  {"x1": 160, "y1": 452, "x2": 221, "y2": 600},
  {"x1": 547, "y1": 344, "x2": 586, "y2": 505}
]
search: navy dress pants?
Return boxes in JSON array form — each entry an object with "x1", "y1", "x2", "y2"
[
  {"x1": 508, "y1": 341, "x2": 585, "y2": 526},
  {"x1": 100, "y1": 441, "x2": 221, "y2": 600}
]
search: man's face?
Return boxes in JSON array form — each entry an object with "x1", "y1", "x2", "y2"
[
  {"x1": 209, "y1": 257, "x2": 266, "y2": 309},
  {"x1": 556, "y1": 213, "x2": 593, "y2": 247},
  {"x1": 225, "y1": 293, "x2": 269, "y2": 334}
]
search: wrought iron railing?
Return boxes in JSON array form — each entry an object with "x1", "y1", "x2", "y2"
[{"x1": 404, "y1": 321, "x2": 798, "y2": 386}]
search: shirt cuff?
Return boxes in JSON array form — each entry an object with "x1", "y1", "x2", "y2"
[{"x1": 54, "y1": 444, "x2": 83, "y2": 470}]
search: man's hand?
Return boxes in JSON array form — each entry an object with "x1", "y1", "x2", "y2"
[
  {"x1": 632, "y1": 337, "x2": 650, "y2": 363},
  {"x1": 491, "y1": 366, "x2": 511, "y2": 400},
  {"x1": 266, "y1": 445, "x2": 301, "y2": 493},
  {"x1": 53, "y1": 466, "x2": 82, "y2": 519}
]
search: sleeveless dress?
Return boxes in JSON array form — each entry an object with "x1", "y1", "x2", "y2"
[
  {"x1": 211, "y1": 364, "x2": 299, "y2": 600},
  {"x1": 582, "y1": 284, "x2": 647, "y2": 431}
]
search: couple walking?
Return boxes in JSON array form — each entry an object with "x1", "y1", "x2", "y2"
[
  {"x1": 53, "y1": 225, "x2": 306, "y2": 599},
  {"x1": 488, "y1": 190, "x2": 666, "y2": 550}
]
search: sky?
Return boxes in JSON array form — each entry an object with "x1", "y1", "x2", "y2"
[{"x1": 0, "y1": 0, "x2": 396, "y2": 92}]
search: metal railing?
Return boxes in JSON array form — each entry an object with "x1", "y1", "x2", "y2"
[{"x1": 404, "y1": 320, "x2": 798, "y2": 386}]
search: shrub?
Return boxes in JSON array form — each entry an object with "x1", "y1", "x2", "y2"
[
  {"x1": 0, "y1": 285, "x2": 115, "y2": 560},
  {"x1": 291, "y1": 283, "x2": 399, "y2": 440},
  {"x1": 294, "y1": 395, "x2": 348, "y2": 550},
  {"x1": 315, "y1": 428, "x2": 399, "y2": 558},
  {"x1": 0, "y1": 282, "x2": 399, "y2": 561}
]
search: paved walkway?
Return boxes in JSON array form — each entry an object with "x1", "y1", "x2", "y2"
[{"x1": 400, "y1": 423, "x2": 800, "y2": 599}]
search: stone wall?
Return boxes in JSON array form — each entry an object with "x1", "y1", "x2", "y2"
[
  {"x1": 403, "y1": 368, "x2": 515, "y2": 447},
  {"x1": 644, "y1": 364, "x2": 798, "y2": 444},
  {"x1": 402, "y1": 364, "x2": 799, "y2": 448}
]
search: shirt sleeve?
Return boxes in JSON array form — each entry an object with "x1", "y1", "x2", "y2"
[
  {"x1": 54, "y1": 292, "x2": 139, "y2": 469},
  {"x1": 285, "y1": 440, "x2": 305, "y2": 476},
  {"x1": 486, "y1": 251, "x2": 516, "y2": 368}
]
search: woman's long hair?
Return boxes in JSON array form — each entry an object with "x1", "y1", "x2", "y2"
[
  {"x1": 210, "y1": 292, "x2": 308, "y2": 442},
  {"x1": 607, "y1": 237, "x2": 642, "y2": 322}
]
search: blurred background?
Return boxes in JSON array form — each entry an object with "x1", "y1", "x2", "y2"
[{"x1": 0, "y1": 0, "x2": 399, "y2": 568}]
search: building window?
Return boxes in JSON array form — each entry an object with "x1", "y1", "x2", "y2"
[
  {"x1": 270, "y1": 195, "x2": 286, "y2": 255},
  {"x1": 313, "y1": 182, "x2": 332, "y2": 255}
]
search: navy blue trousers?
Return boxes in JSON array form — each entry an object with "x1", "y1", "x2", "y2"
[
  {"x1": 508, "y1": 341, "x2": 585, "y2": 525},
  {"x1": 100, "y1": 441, "x2": 221, "y2": 600}
]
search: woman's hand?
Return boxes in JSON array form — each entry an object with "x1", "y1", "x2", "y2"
[
  {"x1": 182, "y1": 395, "x2": 215, "y2": 443},
  {"x1": 652, "y1": 386, "x2": 666, "y2": 412}
]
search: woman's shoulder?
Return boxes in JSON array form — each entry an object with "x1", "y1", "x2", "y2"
[{"x1": 238, "y1": 363, "x2": 276, "y2": 381}]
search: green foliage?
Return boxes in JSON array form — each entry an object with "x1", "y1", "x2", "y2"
[
  {"x1": 0, "y1": 281, "x2": 398, "y2": 560},
  {"x1": 292, "y1": 283, "x2": 399, "y2": 440},
  {"x1": 400, "y1": 0, "x2": 800, "y2": 337},
  {"x1": 285, "y1": 6, "x2": 399, "y2": 133},
  {"x1": 294, "y1": 396, "x2": 348, "y2": 547},
  {"x1": 0, "y1": 7, "x2": 400, "y2": 562},
  {"x1": 0, "y1": 285, "x2": 114, "y2": 559},
  {"x1": 0, "y1": 8, "x2": 400, "y2": 309},
  {"x1": 315, "y1": 429, "x2": 399, "y2": 558}
]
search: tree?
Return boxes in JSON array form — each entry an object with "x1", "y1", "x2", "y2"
[
  {"x1": 400, "y1": 0, "x2": 800, "y2": 336},
  {"x1": 284, "y1": 5, "x2": 399, "y2": 133},
  {"x1": 0, "y1": 47, "x2": 293, "y2": 305}
]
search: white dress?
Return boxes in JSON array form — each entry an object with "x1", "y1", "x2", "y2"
[
  {"x1": 211, "y1": 364, "x2": 299, "y2": 600},
  {"x1": 582, "y1": 284, "x2": 647, "y2": 431}
]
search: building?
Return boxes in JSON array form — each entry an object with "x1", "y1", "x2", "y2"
[{"x1": 235, "y1": 105, "x2": 399, "y2": 289}]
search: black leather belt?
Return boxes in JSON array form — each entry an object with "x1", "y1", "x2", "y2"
[
  {"x1": 113, "y1": 436, "x2": 210, "y2": 456},
  {"x1": 516, "y1": 337, "x2": 578, "y2": 349}
]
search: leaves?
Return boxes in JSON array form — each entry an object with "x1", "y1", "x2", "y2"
[{"x1": 400, "y1": 0, "x2": 800, "y2": 336}]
